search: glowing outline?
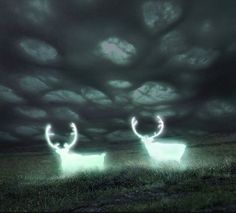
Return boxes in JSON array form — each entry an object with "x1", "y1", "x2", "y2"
[
  {"x1": 131, "y1": 115, "x2": 186, "y2": 163},
  {"x1": 45, "y1": 123, "x2": 106, "y2": 175}
]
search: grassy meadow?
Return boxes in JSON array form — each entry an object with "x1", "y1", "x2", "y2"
[{"x1": 0, "y1": 142, "x2": 236, "y2": 212}]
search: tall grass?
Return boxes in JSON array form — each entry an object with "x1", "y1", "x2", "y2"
[{"x1": 0, "y1": 158, "x2": 235, "y2": 212}]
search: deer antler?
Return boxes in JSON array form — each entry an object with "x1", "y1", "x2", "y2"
[
  {"x1": 131, "y1": 117, "x2": 144, "y2": 139},
  {"x1": 131, "y1": 115, "x2": 164, "y2": 142},
  {"x1": 45, "y1": 123, "x2": 78, "y2": 151},
  {"x1": 149, "y1": 116, "x2": 164, "y2": 139},
  {"x1": 45, "y1": 124, "x2": 60, "y2": 150},
  {"x1": 63, "y1": 122, "x2": 78, "y2": 150}
]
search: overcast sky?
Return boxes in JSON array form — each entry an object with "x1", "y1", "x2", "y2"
[{"x1": 0, "y1": 0, "x2": 236, "y2": 153}]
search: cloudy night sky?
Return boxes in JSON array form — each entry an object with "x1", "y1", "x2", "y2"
[{"x1": 0, "y1": 0, "x2": 236, "y2": 154}]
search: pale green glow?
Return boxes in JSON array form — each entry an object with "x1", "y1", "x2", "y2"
[
  {"x1": 58, "y1": 152, "x2": 106, "y2": 175},
  {"x1": 142, "y1": 140, "x2": 186, "y2": 163},
  {"x1": 131, "y1": 116, "x2": 186, "y2": 163},
  {"x1": 45, "y1": 123, "x2": 106, "y2": 175}
]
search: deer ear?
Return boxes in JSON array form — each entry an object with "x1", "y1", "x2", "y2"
[{"x1": 63, "y1": 143, "x2": 69, "y2": 148}]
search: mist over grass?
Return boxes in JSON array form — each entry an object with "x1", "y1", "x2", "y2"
[{"x1": 0, "y1": 156, "x2": 235, "y2": 212}]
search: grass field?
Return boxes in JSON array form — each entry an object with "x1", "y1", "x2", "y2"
[{"x1": 0, "y1": 143, "x2": 236, "y2": 212}]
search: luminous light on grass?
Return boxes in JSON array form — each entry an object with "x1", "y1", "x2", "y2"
[
  {"x1": 131, "y1": 116, "x2": 186, "y2": 163},
  {"x1": 45, "y1": 123, "x2": 106, "y2": 175}
]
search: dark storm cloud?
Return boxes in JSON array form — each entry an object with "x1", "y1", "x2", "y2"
[{"x1": 0, "y1": 0, "x2": 236, "y2": 153}]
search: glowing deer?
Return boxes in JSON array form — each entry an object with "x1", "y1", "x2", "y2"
[
  {"x1": 131, "y1": 116, "x2": 186, "y2": 163},
  {"x1": 45, "y1": 123, "x2": 106, "y2": 175}
]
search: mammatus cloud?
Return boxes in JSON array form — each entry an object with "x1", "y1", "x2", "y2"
[
  {"x1": 18, "y1": 38, "x2": 58, "y2": 63},
  {"x1": 0, "y1": 0, "x2": 235, "y2": 152},
  {"x1": 0, "y1": 85, "x2": 24, "y2": 103},
  {"x1": 130, "y1": 82, "x2": 180, "y2": 105},
  {"x1": 142, "y1": 0, "x2": 182, "y2": 33},
  {"x1": 97, "y1": 37, "x2": 136, "y2": 65}
]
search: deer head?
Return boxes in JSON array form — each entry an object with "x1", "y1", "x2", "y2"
[
  {"x1": 131, "y1": 115, "x2": 164, "y2": 143},
  {"x1": 45, "y1": 123, "x2": 78, "y2": 155}
]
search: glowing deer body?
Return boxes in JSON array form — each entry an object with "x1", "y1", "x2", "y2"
[
  {"x1": 45, "y1": 123, "x2": 106, "y2": 175},
  {"x1": 131, "y1": 116, "x2": 186, "y2": 163}
]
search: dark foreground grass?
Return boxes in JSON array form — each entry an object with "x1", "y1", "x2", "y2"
[{"x1": 0, "y1": 161, "x2": 236, "y2": 212}]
